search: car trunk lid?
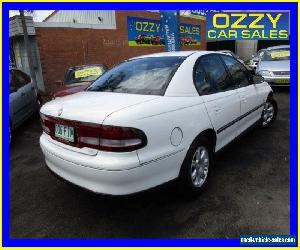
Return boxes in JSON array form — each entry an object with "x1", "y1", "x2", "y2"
[{"x1": 41, "y1": 91, "x2": 160, "y2": 125}]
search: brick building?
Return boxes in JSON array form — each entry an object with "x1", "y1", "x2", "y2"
[{"x1": 32, "y1": 10, "x2": 206, "y2": 95}]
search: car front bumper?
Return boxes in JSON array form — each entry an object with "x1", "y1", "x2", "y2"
[
  {"x1": 40, "y1": 133, "x2": 182, "y2": 195},
  {"x1": 263, "y1": 76, "x2": 290, "y2": 86}
]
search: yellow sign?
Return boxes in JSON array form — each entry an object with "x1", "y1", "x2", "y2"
[
  {"x1": 75, "y1": 67, "x2": 102, "y2": 79},
  {"x1": 270, "y1": 51, "x2": 290, "y2": 58}
]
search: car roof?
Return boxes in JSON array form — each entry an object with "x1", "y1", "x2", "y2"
[
  {"x1": 266, "y1": 45, "x2": 290, "y2": 50},
  {"x1": 129, "y1": 50, "x2": 223, "y2": 60},
  {"x1": 218, "y1": 50, "x2": 232, "y2": 53}
]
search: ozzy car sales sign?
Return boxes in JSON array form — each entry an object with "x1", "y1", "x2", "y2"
[
  {"x1": 127, "y1": 17, "x2": 201, "y2": 47},
  {"x1": 206, "y1": 12, "x2": 289, "y2": 40}
]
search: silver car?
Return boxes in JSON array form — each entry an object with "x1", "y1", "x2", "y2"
[
  {"x1": 256, "y1": 45, "x2": 290, "y2": 86},
  {"x1": 9, "y1": 68, "x2": 40, "y2": 142}
]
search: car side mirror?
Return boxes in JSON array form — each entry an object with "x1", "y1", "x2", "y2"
[
  {"x1": 55, "y1": 80, "x2": 63, "y2": 86},
  {"x1": 253, "y1": 75, "x2": 264, "y2": 84}
]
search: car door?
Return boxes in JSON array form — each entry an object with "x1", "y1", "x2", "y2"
[
  {"x1": 17, "y1": 69, "x2": 36, "y2": 113},
  {"x1": 195, "y1": 54, "x2": 241, "y2": 151},
  {"x1": 9, "y1": 69, "x2": 29, "y2": 128},
  {"x1": 220, "y1": 55, "x2": 264, "y2": 135}
]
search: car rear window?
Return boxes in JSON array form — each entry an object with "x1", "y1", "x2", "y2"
[{"x1": 87, "y1": 56, "x2": 186, "y2": 96}]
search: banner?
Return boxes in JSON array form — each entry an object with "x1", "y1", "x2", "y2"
[
  {"x1": 127, "y1": 16, "x2": 201, "y2": 47},
  {"x1": 206, "y1": 12, "x2": 289, "y2": 40},
  {"x1": 160, "y1": 11, "x2": 180, "y2": 51}
]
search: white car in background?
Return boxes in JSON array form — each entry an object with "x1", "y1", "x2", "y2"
[{"x1": 40, "y1": 51, "x2": 277, "y2": 196}]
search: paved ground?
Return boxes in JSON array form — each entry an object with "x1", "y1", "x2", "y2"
[{"x1": 10, "y1": 90, "x2": 290, "y2": 239}]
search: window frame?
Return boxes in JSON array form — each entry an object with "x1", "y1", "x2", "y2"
[
  {"x1": 219, "y1": 54, "x2": 253, "y2": 88},
  {"x1": 192, "y1": 56, "x2": 217, "y2": 96},
  {"x1": 193, "y1": 53, "x2": 236, "y2": 96}
]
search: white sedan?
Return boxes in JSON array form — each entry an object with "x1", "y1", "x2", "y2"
[{"x1": 40, "y1": 51, "x2": 277, "y2": 196}]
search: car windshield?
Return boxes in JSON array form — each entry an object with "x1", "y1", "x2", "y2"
[
  {"x1": 64, "y1": 65, "x2": 106, "y2": 85},
  {"x1": 261, "y1": 49, "x2": 290, "y2": 61},
  {"x1": 87, "y1": 56, "x2": 186, "y2": 95}
]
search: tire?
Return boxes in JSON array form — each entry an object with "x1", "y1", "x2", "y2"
[
  {"x1": 260, "y1": 96, "x2": 278, "y2": 128},
  {"x1": 178, "y1": 136, "x2": 213, "y2": 197}
]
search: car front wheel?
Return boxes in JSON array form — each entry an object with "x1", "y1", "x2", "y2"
[{"x1": 261, "y1": 97, "x2": 278, "y2": 128}]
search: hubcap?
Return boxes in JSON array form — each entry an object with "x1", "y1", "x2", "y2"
[
  {"x1": 262, "y1": 102, "x2": 274, "y2": 126},
  {"x1": 190, "y1": 146, "x2": 209, "y2": 188}
]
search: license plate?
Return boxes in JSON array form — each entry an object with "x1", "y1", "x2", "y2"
[
  {"x1": 275, "y1": 79, "x2": 289, "y2": 84},
  {"x1": 55, "y1": 124, "x2": 75, "y2": 142}
]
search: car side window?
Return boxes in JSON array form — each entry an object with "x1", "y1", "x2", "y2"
[
  {"x1": 200, "y1": 54, "x2": 234, "y2": 92},
  {"x1": 221, "y1": 55, "x2": 250, "y2": 88},
  {"x1": 193, "y1": 61, "x2": 215, "y2": 95}
]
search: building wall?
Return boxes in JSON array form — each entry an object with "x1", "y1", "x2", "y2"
[{"x1": 35, "y1": 11, "x2": 206, "y2": 94}]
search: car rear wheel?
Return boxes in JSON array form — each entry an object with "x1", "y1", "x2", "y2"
[
  {"x1": 261, "y1": 97, "x2": 277, "y2": 128},
  {"x1": 178, "y1": 136, "x2": 213, "y2": 197}
]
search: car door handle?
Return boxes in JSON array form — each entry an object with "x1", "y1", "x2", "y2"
[
  {"x1": 21, "y1": 92, "x2": 26, "y2": 96},
  {"x1": 241, "y1": 97, "x2": 247, "y2": 103}
]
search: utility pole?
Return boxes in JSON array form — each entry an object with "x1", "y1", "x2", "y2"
[{"x1": 19, "y1": 10, "x2": 38, "y2": 90}]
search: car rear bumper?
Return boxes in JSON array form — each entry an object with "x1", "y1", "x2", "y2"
[{"x1": 40, "y1": 133, "x2": 181, "y2": 195}]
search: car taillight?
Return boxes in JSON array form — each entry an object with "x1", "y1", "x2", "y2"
[
  {"x1": 40, "y1": 113, "x2": 51, "y2": 135},
  {"x1": 78, "y1": 124, "x2": 147, "y2": 152},
  {"x1": 98, "y1": 125, "x2": 147, "y2": 152},
  {"x1": 40, "y1": 114, "x2": 147, "y2": 152}
]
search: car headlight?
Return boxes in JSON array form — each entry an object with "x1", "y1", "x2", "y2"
[{"x1": 257, "y1": 70, "x2": 272, "y2": 77}]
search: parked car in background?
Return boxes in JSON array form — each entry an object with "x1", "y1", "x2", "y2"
[
  {"x1": 256, "y1": 45, "x2": 290, "y2": 87},
  {"x1": 53, "y1": 64, "x2": 108, "y2": 98},
  {"x1": 10, "y1": 68, "x2": 41, "y2": 143},
  {"x1": 245, "y1": 49, "x2": 267, "y2": 71},
  {"x1": 40, "y1": 51, "x2": 277, "y2": 197}
]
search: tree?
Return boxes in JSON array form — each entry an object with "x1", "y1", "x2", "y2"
[{"x1": 19, "y1": 10, "x2": 38, "y2": 90}]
